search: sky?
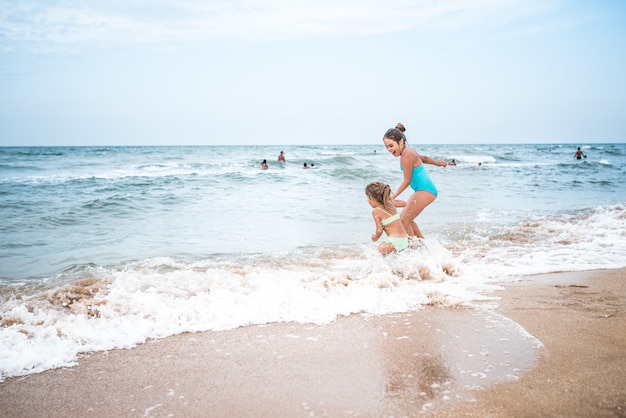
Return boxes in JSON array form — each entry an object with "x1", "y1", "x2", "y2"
[{"x1": 0, "y1": 0, "x2": 625, "y2": 146}]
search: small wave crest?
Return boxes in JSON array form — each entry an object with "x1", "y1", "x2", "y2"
[
  {"x1": 453, "y1": 155, "x2": 497, "y2": 164},
  {"x1": 0, "y1": 240, "x2": 494, "y2": 381},
  {"x1": 446, "y1": 204, "x2": 626, "y2": 279}
]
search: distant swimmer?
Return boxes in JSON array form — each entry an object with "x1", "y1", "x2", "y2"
[
  {"x1": 449, "y1": 159, "x2": 457, "y2": 166},
  {"x1": 260, "y1": 159, "x2": 268, "y2": 170},
  {"x1": 303, "y1": 163, "x2": 309, "y2": 169},
  {"x1": 574, "y1": 147, "x2": 587, "y2": 160},
  {"x1": 278, "y1": 151, "x2": 286, "y2": 162}
]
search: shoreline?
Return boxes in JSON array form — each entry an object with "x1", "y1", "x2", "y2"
[
  {"x1": 444, "y1": 268, "x2": 626, "y2": 417},
  {"x1": 1, "y1": 268, "x2": 624, "y2": 417}
]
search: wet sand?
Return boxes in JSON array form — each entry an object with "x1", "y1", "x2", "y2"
[
  {"x1": 443, "y1": 268, "x2": 626, "y2": 418},
  {"x1": 1, "y1": 268, "x2": 624, "y2": 417}
]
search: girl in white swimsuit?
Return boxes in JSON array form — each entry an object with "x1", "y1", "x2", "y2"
[{"x1": 365, "y1": 181, "x2": 409, "y2": 255}]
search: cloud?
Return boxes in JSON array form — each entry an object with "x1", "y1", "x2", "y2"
[{"x1": 0, "y1": 0, "x2": 550, "y2": 52}]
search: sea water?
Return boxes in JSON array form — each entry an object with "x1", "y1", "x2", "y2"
[{"x1": 1, "y1": 143, "x2": 625, "y2": 380}]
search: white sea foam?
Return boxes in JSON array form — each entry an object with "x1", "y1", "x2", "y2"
[
  {"x1": 1, "y1": 242, "x2": 490, "y2": 380},
  {"x1": 453, "y1": 155, "x2": 497, "y2": 164},
  {"x1": 451, "y1": 205, "x2": 626, "y2": 280},
  {"x1": 3, "y1": 201, "x2": 624, "y2": 381}
]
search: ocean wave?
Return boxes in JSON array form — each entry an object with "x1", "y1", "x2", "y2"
[
  {"x1": 0, "y1": 164, "x2": 45, "y2": 172},
  {"x1": 446, "y1": 204, "x2": 626, "y2": 278},
  {"x1": 452, "y1": 155, "x2": 497, "y2": 164},
  {"x1": 2, "y1": 144, "x2": 625, "y2": 381},
  {"x1": 0, "y1": 241, "x2": 482, "y2": 381},
  {"x1": 0, "y1": 148, "x2": 65, "y2": 157},
  {"x1": 1, "y1": 202, "x2": 625, "y2": 381}
]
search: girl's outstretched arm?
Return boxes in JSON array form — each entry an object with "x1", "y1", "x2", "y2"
[{"x1": 419, "y1": 154, "x2": 447, "y2": 167}]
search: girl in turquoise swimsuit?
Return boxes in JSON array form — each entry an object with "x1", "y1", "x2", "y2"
[
  {"x1": 383, "y1": 125, "x2": 447, "y2": 239},
  {"x1": 365, "y1": 181, "x2": 409, "y2": 255}
]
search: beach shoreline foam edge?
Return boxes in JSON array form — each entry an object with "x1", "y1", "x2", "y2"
[{"x1": 0, "y1": 268, "x2": 624, "y2": 417}]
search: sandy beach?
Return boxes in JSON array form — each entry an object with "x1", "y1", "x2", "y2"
[{"x1": 1, "y1": 268, "x2": 624, "y2": 417}]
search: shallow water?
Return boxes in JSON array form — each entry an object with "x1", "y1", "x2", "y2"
[{"x1": 0, "y1": 143, "x2": 624, "y2": 380}]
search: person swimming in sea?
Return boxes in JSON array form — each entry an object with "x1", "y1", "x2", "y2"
[{"x1": 574, "y1": 147, "x2": 587, "y2": 160}]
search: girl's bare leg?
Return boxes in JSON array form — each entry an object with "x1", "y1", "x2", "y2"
[
  {"x1": 400, "y1": 191, "x2": 436, "y2": 239},
  {"x1": 410, "y1": 221, "x2": 422, "y2": 239},
  {"x1": 404, "y1": 221, "x2": 420, "y2": 238}
]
